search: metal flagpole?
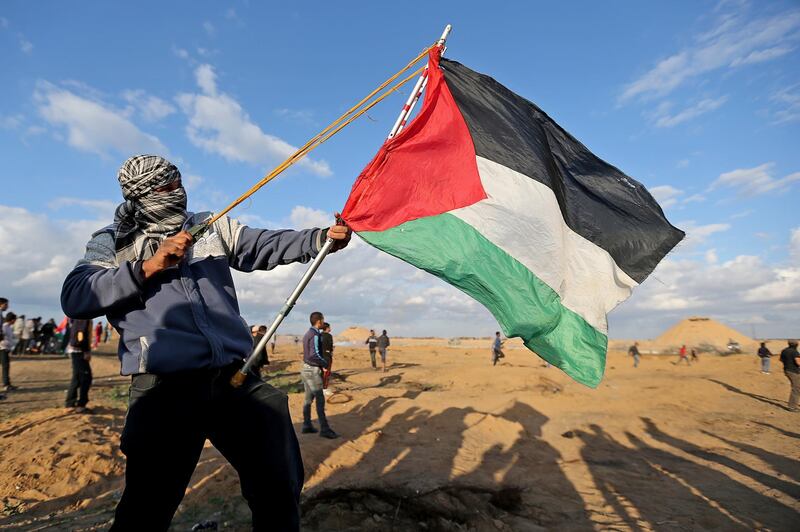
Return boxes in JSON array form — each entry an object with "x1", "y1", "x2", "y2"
[
  {"x1": 388, "y1": 25, "x2": 451, "y2": 140},
  {"x1": 231, "y1": 25, "x2": 453, "y2": 387}
]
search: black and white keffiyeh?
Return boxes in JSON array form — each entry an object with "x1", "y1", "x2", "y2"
[{"x1": 113, "y1": 155, "x2": 188, "y2": 263}]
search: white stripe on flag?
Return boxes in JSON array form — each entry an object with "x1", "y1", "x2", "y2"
[{"x1": 450, "y1": 156, "x2": 638, "y2": 333}]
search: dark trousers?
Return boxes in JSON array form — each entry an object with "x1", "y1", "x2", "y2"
[
  {"x1": 110, "y1": 366, "x2": 303, "y2": 532},
  {"x1": 0, "y1": 349, "x2": 10, "y2": 386},
  {"x1": 65, "y1": 352, "x2": 92, "y2": 407},
  {"x1": 786, "y1": 371, "x2": 800, "y2": 411}
]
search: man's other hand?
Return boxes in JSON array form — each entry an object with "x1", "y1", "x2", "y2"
[
  {"x1": 142, "y1": 231, "x2": 193, "y2": 280},
  {"x1": 326, "y1": 214, "x2": 352, "y2": 252}
]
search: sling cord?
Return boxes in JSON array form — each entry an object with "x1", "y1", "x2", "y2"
[{"x1": 190, "y1": 43, "x2": 437, "y2": 237}]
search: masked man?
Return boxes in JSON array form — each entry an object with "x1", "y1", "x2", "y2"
[{"x1": 61, "y1": 155, "x2": 350, "y2": 531}]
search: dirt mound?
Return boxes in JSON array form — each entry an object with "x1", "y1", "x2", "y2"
[
  {"x1": 0, "y1": 406, "x2": 125, "y2": 525},
  {"x1": 302, "y1": 486, "x2": 545, "y2": 531},
  {"x1": 336, "y1": 326, "x2": 372, "y2": 343},
  {"x1": 651, "y1": 316, "x2": 755, "y2": 353}
]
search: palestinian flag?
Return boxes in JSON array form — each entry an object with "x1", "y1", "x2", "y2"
[{"x1": 342, "y1": 50, "x2": 683, "y2": 387}]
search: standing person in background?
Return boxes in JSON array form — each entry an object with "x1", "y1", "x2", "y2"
[
  {"x1": 65, "y1": 318, "x2": 93, "y2": 412},
  {"x1": 1, "y1": 312, "x2": 18, "y2": 392},
  {"x1": 320, "y1": 322, "x2": 334, "y2": 395},
  {"x1": 56, "y1": 316, "x2": 71, "y2": 355},
  {"x1": 779, "y1": 340, "x2": 800, "y2": 412},
  {"x1": 39, "y1": 319, "x2": 56, "y2": 353},
  {"x1": 301, "y1": 312, "x2": 337, "y2": 439},
  {"x1": 377, "y1": 330, "x2": 390, "y2": 373},
  {"x1": 366, "y1": 330, "x2": 378, "y2": 370},
  {"x1": 492, "y1": 331, "x2": 505, "y2": 366},
  {"x1": 758, "y1": 342, "x2": 772, "y2": 374},
  {"x1": 104, "y1": 322, "x2": 112, "y2": 343},
  {"x1": 628, "y1": 342, "x2": 641, "y2": 368},
  {"x1": 93, "y1": 321, "x2": 103, "y2": 349},
  {"x1": 250, "y1": 325, "x2": 270, "y2": 372},
  {"x1": 0, "y1": 298, "x2": 8, "y2": 344},
  {"x1": 21, "y1": 316, "x2": 34, "y2": 354},
  {"x1": 12, "y1": 315, "x2": 25, "y2": 354}
]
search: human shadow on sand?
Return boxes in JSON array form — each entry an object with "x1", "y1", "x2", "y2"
[
  {"x1": 575, "y1": 420, "x2": 799, "y2": 531},
  {"x1": 299, "y1": 400, "x2": 590, "y2": 530},
  {"x1": 707, "y1": 378, "x2": 789, "y2": 410}
]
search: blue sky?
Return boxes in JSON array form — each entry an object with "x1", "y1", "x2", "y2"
[{"x1": 1, "y1": 0, "x2": 798, "y2": 339}]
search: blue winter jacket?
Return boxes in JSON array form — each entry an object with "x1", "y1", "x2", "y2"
[{"x1": 61, "y1": 212, "x2": 324, "y2": 376}]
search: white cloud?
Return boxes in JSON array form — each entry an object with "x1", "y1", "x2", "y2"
[
  {"x1": 730, "y1": 45, "x2": 794, "y2": 66},
  {"x1": 48, "y1": 197, "x2": 117, "y2": 219},
  {"x1": 195, "y1": 64, "x2": 217, "y2": 95},
  {"x1": 122, "y1": 90, "x2": 176, "y2": 122},
  {"x1": 676, "y1": 159, "x2": 690, "y2": 169},
  {"x1": 288, "y1": 206, "x2": 331, "y2": 229},
  {"x1": 275, "y1": 108, "x2": 315, "y2": 125},
  {"x1": 684, "y1": 193, "x2": 705, "y2": 204},
  {"x1": 791, "y1": 227, "x2": 800, "y2": 262},
  {"x1": 203, "y1": 21, "x2": 215, "y2": 36},
  {"x1": 771, "y1": 84, "x2": 800, "y2": 124},
  {"x1": 649, "y1": 186, "x2": 706, "y2": 209},
  {"x1": 35, "y1": 81, "x2": 167, "y2": 157},
  {"x1": 0, "y1": 114, "x2": 24, "y2": 129},
  {"x1": 728, "y1": 209, "x2": 753, "y2": 220},
  {"x1": 172, "y1": 46, "x2": 190, "y2": 60},
  {"x1": 610, "y1": 228, "x2": 800, "y2": 338},
  {"x1": 0, "y1": 205, "x2": 107, "y2": 309},
  {"x1": 0, "y1": 17, "x2": 8, "y2": 29},
  {"x1": 677, "y1": 220, "x2": 731, "y2": 248},
  {"x1": 19, "y1": 37, "x2": 33, "y2": 54},
  {"x1": 183, "y1": 173, "x2": 204, "y2": 191},
  {"x1": 653, "y1": 96, "x2": 728, "y2": 128},
  {"x1": 176, "y1": 64, "x2": 332, "y2": 176},
  {"x1": 2, "y1": 201, "x2": 797, "y2": 341},
  {"x1": 620, "y1": 7, "x2": 800, "y2": 102},
  {"x1": 710, "y1": 162, "x2": 800, "y2": 195},
  {"x1": 650, "y1": 185, "x2": 683, "y2": 208}
]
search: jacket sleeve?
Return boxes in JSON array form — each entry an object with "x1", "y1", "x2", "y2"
[
  {"x1": 216, "y1": 216, "x2": 324, "y2": 272},
  {"x1": 61, "y1": 230, "x2": 144, "y2": 319},
  {"x1": 313, "y1": 334, "x2": 329, "y2": 368}
]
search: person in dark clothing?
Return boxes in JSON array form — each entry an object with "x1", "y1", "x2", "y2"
[
  {"x1": 60, "y1": 155, "x2": 351, "y2": 531},
  {"x1": 320, "y1": 323, "x2": 334, "y2": 392},
  {"x1": 377, "y1": 330, "x2": 390, "y2": 372},
  {"x1": 251, "y1": 325, "x2": 270, "y2": 372},
  {"x1": 59, "y1": 318, "x2": 71, "y2": 355},
  {"x1": 65, "y1": 319, "x2": 93, "y2": 411},
  {"x1": 628, "y1": 342, "x2": 640, "y2": 368},
  {"x1": 779, "y1": 340, "x2": 800, "y2": 412},
  {"x1": 492, "y1": 332, "x2": 505, "y2": 366},
  {"x1": 366, "y1": 330, "x2": 378, "y2": 369},
  {"x1": 0, "y1": 298, "x2": 7, "y2": 347},
  {"x1": 758, "y1": 342, "x2": 772, "y2": 374},
  {"x1": 301, "y1": 312, "x2": 337, "y2": 438}
]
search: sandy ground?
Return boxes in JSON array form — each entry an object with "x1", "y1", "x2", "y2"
[{"x1": 0, "y1": 342, "x2": 798, "y2": 531}]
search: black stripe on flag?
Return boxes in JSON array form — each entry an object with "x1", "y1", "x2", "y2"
[{"x1": 440, "y1": 58, "x2": 683, "y2": 284}]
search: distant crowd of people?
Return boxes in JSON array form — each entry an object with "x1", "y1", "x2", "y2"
[
  {"x1": 625, "y1": 339, "x2": 800, "y2": 412},
  {"x1": 0, "y1": 296, "x2": 114, "y2": 410}
]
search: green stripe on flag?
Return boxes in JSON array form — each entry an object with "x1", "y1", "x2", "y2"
[{"x1": 359, "y1": 213, "x2": 607, "y2": 387}]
